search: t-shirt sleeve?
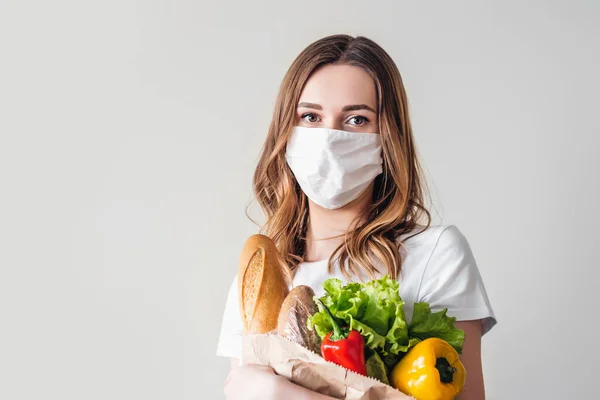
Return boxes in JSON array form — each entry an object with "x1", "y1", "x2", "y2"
[
  {"x1": 418, "y1": 225, "x2": 497, "y2": 335},
  {"x1": 216, "y1": 275, "x2": 243, "y2": 359}
]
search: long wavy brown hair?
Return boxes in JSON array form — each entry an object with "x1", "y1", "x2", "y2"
[{"x1": 251, "y1": 34, "x2": 431, "y2": 281}]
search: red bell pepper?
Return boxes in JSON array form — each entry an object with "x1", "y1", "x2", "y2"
[{"x1": 317, "y1": 300, "x2": 367, "y2": 376}]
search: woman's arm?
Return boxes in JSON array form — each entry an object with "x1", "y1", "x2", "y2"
[
  {"x1": 224, "y1": 362, "x2": 337, "y2": 400},
  {"x1": 455, "y1": 320, "x2": 485, "y2": 400}
]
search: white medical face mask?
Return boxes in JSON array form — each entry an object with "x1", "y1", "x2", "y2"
[{"x1": 285, "y1": 126, "x2": 383, "y2": 210}]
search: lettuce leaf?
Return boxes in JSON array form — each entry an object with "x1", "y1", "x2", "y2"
[
  {"x1": 408, "y1": 302, "x2": 466, "y2": 354},
  {"x1": 307, "y1": 276, "x2": 410, "y2": 356}
]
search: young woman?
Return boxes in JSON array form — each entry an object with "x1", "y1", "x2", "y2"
[{"x1": 217, "y1": 34, "x2": 496, "y2": 400}]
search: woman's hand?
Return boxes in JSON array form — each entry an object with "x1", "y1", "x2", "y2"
[
  {"x1": 224, "y1": 364, "x2": 337, "y2": 400},
  {"x1": 224, "y1": 364, "x2": 283, "y2": 400}
]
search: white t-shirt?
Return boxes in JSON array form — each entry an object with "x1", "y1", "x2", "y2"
[{"x1": 216, "y1": 224, "x2": 496, "y2": 359}]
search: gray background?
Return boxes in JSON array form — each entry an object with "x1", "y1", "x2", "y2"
[{"x1": 1, "y1": 1, "x2": 598, "y2": 399}]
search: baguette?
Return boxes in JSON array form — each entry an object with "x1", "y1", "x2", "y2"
[{"x1": 238, "y1": 234, "x2": 289, "y2": 333}]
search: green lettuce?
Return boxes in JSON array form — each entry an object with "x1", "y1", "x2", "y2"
[
  {"x1": 307, "y1": 276, "x2": 465, "y2": 356},
  {"x1": 307, "y1": 276, "x2": 410, "y2": 356},
  {"x1": 408, "y1": 302, "x2": 465, "y2": 354}
]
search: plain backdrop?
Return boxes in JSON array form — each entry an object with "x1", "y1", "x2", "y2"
[{"x1": 1, "y1": 1, "x2": 598, "y2": 399}]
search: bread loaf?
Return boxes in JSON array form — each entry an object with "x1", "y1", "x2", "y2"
[
  {"x1": 277, "y1": 285, "x2": 321, "y2": 354},
  {"x1": 238, "y1": 234, "x2": 289, "y2": 333}
]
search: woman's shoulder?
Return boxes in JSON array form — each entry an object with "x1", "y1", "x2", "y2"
[
  {"x1": 395, "y1": 224, "x2": 475, "y2": 281},
  {"x1": 398, "y1": 223, "x2": 468, "y2": 250}
]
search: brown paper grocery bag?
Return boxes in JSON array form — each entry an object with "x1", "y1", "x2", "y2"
[{"x1": 241, "y1": 333, "x2": 414, "y2": 400}]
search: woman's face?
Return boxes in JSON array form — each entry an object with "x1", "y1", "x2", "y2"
[{"x1": 297, "y1": 64, "x2": 379, "y2": 133}]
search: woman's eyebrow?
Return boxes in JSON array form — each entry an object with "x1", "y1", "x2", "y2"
[
  {"x1": 342, "y1": 104, "x2": 376, "y2": 113},
  {"x1": 297, "y1": 102, "x2": 376, "y2": 113},
  {"x1": 297, "y1": 102, "x2": 322, "y2": 110}
]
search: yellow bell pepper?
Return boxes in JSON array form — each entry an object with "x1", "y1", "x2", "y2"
[{"x1": 390, "y1": 338, "x2": 466, "y2": 400}]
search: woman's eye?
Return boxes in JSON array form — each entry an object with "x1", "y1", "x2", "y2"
[
  {"x1": 301, "y1": 113, "x2": 321, "y2": 123},
  {"x1": 348, "y1": 116, "x2": 369, "y2": 126}
]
